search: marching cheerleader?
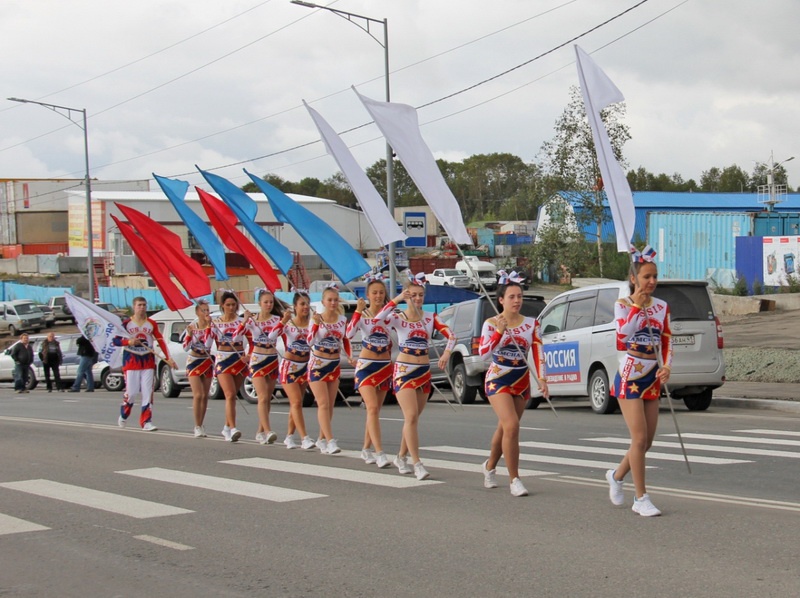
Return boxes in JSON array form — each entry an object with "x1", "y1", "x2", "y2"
[
  {"x1": 375, "y1": 274, "x2": 455, "y2": 480},
  {"x1": 346, "y1": 276, "x2": 393, "y2": 468},
  {"x1": 606, "y1": 246, "x2": 672, "y2": 517},
  {"x1": 241, "y1": 289, "x2": 284, "y2": 445},
  {"x1": 478, "y1": 278, "x2": 548, "y2": 497},
  {"x1": 181, "y1": 299, "x2": 214, "y2": 438},
  {"x1": 206, "y1": 291, "x2": 251, "y2": 442},
  {"x1": 270, "y1": 290, "x2": 316, "y2": 450},
  {"x1": 307, "y1": 284, "x2": 352, "y2": 455}
]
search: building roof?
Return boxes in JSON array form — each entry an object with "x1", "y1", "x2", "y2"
[{"x1": 557, "y1": 190, "x2": 800, "y2": 211}]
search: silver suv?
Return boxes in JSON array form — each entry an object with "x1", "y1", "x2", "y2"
[{"x1": 537, "y1": 280, "x2": 725, "y2": 414}]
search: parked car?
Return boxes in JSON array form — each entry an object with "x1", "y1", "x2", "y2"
[
  {"x1": 456, "y1": 256, "x2": 497, "y2": 291},
  {"x1": 33, "y1": 304, "x2": 56, "y2": 328},
  {"x1": 536, "y1": 280, "x2": 725, "y2": 413},
  {"x1": 0, "y1": 300, "x2": 46, "y2": 336},
  {"x1": 437, "y1": 294, "x2": 547, "y2": 404},
  {"x1": 0, "y1": 333, "x2": 86, "y2": 390},
  {"x1": 94, "y1": 302, "x2": 127, "y2": 318},
  {"x1": 427, "y1": 269, "x2": 472, "y2": 289},
  {"x1": 48, "y1": 296, "x2": 75, "y2": 324}
]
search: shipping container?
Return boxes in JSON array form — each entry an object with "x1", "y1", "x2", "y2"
[
  {"x1": 646, "y1": 212, "x2": 754, "y2": 282},
  {"x1": 21, "y1": 243, "x2": 69, "y2": 255},
  {"x1": 409, "y1": 257, "x2": 458, "y2": 274},
  {"x1": 753, "y1": 212, "x2": 800, "y2": 237}
]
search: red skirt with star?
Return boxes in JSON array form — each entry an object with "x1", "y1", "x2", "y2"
[
  {"x1": 393, "y1": 362, "x2": 431, "y2": 394},
  {"x1": 485, "y1": 362, "x2": 530, "y2": 400},
  {"x1": 250, "y1": 352, "x2": 279, "y2": 380},
  {"x1": 612, "y1": 354, "x2": 660, "y2": 400},
  {"x1": 354, "y1": 358, "x2": 392, "y2": 391},
  {"x1": 308, "y1": 355, "x2": 340, "y2": 383},
  {"x1": 279, "y1": 358, "x2": 308, "y2": 386}
]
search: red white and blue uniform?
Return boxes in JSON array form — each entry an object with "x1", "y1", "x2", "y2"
[
  {"x1": 181, "y1": 320, "x2": 214, "y2": 378},
  {"x1": 611, "y1": 297, "x2": 673, "y2": 400},
  {"x1": 241, "y1": 316, "x2": 280, "y2": 380},
  {"x1": 307, "y1": 315, "x2": 351, "y2": 383},
  {"x1": 206, "y1": 317, "x2": 250, "y2": 377},
  {"x1": 374, "y1": 301, "x2": 455, "y2": 393},
  {"x1": 479, "y1": 316, "x2": 544, "y2": 400},
  {"x1": 346, "y1": 310, "x2": 393, "y2": 391},
  {"x1": 113, "y1": 317, "x2": 171, "y2": 427},
  {"x1": 270, "y1": 319, "x2": 310, "y2": 386}
]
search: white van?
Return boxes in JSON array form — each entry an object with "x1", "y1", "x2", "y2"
[
  {"x1": 536, "y1": 280, "x2": 725, "y2": 413},
  {"x1": 456, "y1": 256, "x2": 497, "y2": 291},
  {"x1": 0, "y1": 300, "x2": 46, "y2": 336}
]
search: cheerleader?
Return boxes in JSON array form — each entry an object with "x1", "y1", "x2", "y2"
[
  {"x1": 307, "y1": 284, "x2": 351, "y2": 455},
  {"x1": 206, "y1": 291, "x2": 251, "y2": 442},
  {"x1": 606, "y1": 246, "x2": 672, "y2": 517},
  {"x1": 241, "y1": 289, "x2": 284, "y2": 444},
  {"x1": 478, "y1": 279, "x2": 548, "y2": 497},
  {"x1": 345, "y1": 276, "x2": 392, "y2": 468},
  {"x1": 181, "y1": 299, "x2": 214, "y2": 438},
  {"x1": 375, "y1": 275, "x2": 455, "y2": 480},
  {"x1": 270, "y1": 290, "x2": 316, "y2": 450}
]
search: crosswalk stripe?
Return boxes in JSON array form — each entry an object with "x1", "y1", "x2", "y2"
[
  {"x1": 337, "y1": 450, "x2": 552, "y2": 478},
  {"x1": 133, "y1": 535, "x2": 195, "y2": 551},
  {"x1": 118, "y1": 468, "x2": 326, "y2": 502},
  {"x1": 0, "y1": 480, "x2": 192, "y2": 519},
  {"x1": 221, "y1": 457, "x2": 441, "y2": 488},
  {"x1": 663, "y1": 433, "x2": 800, "y2": 447},
  {"x1": 421, "y1": 445, "x2": 640, "y2": 470},
  {"x1": 733, "y1": 429, "x2": 800, "y2": 438},
  {"x1": 518, "y1": 441, "x2": 750, "y2": 465},
  {"x1": 0, "y1": 512, "x2": 50, "y2": 536},
  {"x1": 591, "y1": 437, "x2": 800, "y2": 459}
]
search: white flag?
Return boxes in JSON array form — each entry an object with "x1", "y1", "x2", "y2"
[
  {"x1": 354, "y1": 89, "x2": 473, "y2": 246},
  {"x1": 574, "y1": 45, "x2": 635, "y2": 252},
  {"x1": 65, "y1": 292, "x2": 128, "y2": 369},
  {"x1": 304, "y1": 101, "x2": 407, "y2": 247}
]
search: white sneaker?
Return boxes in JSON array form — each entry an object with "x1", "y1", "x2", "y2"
[
  {"x1": 606, "y1": 469, "x2": 625, "y2": 506},
  {"x1": 414, "y1": 462, "x2": 430, "y2": 481},
  {"x1": 117, "y1": 415, "x2": 126, "y2": 428},
  {"x1": 393, "y1": 455, "x2": 413, "y2": 475},
  {"x1": 265, "y1": 431, "x2": 278, "y2": 444},
  {"x1": 193, "y1": 426, "x2": 206, "y2": 438},
  {"x1": 229, "y1": 428, "x2": 242, "y2": 442},
  {"x1": 632, "y1": 493, "x2": 662, "y2": 517},
  {"x1": 316, "y1": 438, "x2": 328, "y2": 453},
  {"x1": 300, "y1": 436, "x2": 315, "y2": 450},
  {"x1": 375, "y1": 452, "x2": 391, "y2": 469},
  {"x1": 482, "y1": 459, "x2": 498, "y2": 489},
  {"x1": 142, "y1": 422, "x2": 158, "y2": 432},
  {"x1": 361, "y1": 448, "x2": 376, "y2": 464},
  {"x1": 221, "y1": 426, "x2": 232, "y2": 442},
  {"x1": 325, "y1": 439, "x2": 341, "y2": 455},
  {"x1": 256, "y1": 432, "x2": 267, "y2": 444},
  {"x1": 510, "y1": 477, "x2": 529, "y2": 497},
  {"x1": 284, "y1": 434, "x2": 299, "y2": 449}
]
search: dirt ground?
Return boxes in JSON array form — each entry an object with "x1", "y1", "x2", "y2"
[{"x1": 720, "y1": 311, "x2": 800, "y2": 383}]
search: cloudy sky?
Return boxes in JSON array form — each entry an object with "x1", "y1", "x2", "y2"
[{"x1": 2, "y1": 0, "x2": 799, "y2": 205}]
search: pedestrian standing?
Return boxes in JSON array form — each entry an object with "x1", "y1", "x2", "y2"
[
  {"x1": 70, "y1": 334, "x2": 98, "y2": 392},
  {"x1": 10, "y1": 332, "x2": 34, "y2": 393},
  {"x1": 39, "y1": 332, "x2": 64, "y2": 392},
  {"x1": 605, "y1": 246, "x2": 673, "y2": 517},
  {"x1": 182, "y1": 299, "x2": 214, "y2": 438}
]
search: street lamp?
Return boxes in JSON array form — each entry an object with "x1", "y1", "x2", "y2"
[
  {"x1": 7, "y1": 97, "x2": 96, "y2": 302},
  {"x1": 758, "y1": 150, "x2": 795, "y2": 212},
  {"x1": 291, "y1": 0, "x2": 397, "y2": 293}
]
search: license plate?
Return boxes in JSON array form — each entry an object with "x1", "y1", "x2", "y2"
[
  {"x1": 672, "y1": 335, "x2": 695, "y2": 346},
  {"x1": 351, "y1": 342, "x2": 362, "y2": 352}
]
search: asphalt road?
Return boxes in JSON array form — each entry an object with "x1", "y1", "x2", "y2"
[{"x1": 1, "y1": 388, "x2": 799, "y2": 597}]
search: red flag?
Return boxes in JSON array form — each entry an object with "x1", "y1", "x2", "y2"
[
  {"x1": 115, "y1": 203, "x2": 210, "y2": 299},
  {"x1": 196, "y1": 188, "x2": 282, "y2": 292},
  {"x1": 111, "y1": 215, "x2": 192, "y2": 312}
]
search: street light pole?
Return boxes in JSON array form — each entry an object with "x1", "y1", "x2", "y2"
[
  {"x1": 7, "y1": 97, "x2": 96, "y2": 302},
  {"x1": 290, "y1": 0, "x2": 397, "y2": 293},
  {"x1": 762, "y1": 150, "x2": 795, "y2": 212}
]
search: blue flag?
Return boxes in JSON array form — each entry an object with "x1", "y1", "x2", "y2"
[
  {"x1": 197, "y1": 167, "x2": 293, "y2": 275},
  {"x1": 244, "y1": 169, "x2": 371, "y2": 284},
  {"x1": 153, "y1": 173, "x2": 228, "y2": 281}
]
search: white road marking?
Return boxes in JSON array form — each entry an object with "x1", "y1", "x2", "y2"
[
  {"x1": 0, "y1": 512, "x2": 50, "y2": 536},
  {"x1": 733, "y1": 429, "x2": 800, "y2": 438},
  {"x1": 133, "y1": 534, "x2": 195, "y2": 551},
  {"x1": 118, "y1": 468, "x2": 326, "y2": 502},
  {"x1": 337, "y1": 450, "x2": 551, "y2": 477},
  {"x1": 662, "y1": 433, "x2": 800, "y2": 447},
  {"x1": 520, "y1": 426, "x2": 550, "y2": 431},
  {"x1": 591, "y1": 437, "x2": 800, "y2": 459},
  {"x1": 0, "y1": 480, "x2": 192, "y2": 519},
  {"x1": 519, "y1": 440, "x2": 749, "y2": 465},
  {"x1": 421, "y1": 445, "x2": 647, "y2": 470}
]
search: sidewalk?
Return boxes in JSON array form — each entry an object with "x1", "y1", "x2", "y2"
[{"x1": 712, "y1": 381, "x2": 800, "y2": 414}]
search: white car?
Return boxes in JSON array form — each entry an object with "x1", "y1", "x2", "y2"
[{"x1": 426, "y1": 269, "x2": 472, "y2": 289}]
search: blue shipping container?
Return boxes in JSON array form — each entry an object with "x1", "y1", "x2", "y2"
[{"x1": 753, "y1": 212, "x2": 800, "y2": 237}]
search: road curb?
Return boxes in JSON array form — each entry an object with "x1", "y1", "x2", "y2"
[{"x1": 713, "y1": 397, "x2": 800, "y2": 414}]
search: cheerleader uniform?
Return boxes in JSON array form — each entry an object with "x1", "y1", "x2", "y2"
[
  {"x1": 307, "y1": 315, "x2": 351, "y2": 383},
  {"x1": 241, "y1": 315, "x2": 280, "y2": 380},
  {"x1": 206, "y1": 317, "x2": 249, "y2": 377},
  {"x1": 479, "y1": 316, "x2": 545, "y2": 400},
  {"x1": 611, "y1": 297, "x2": 673, "y2": 400},
  {"x1": 181, "y1": 320, "x2": 214, "y2": 379},
  {"x1": 373, "y1": 301, "x2": 455, "y2": 394},
  {"x1": 270, "y1": 319, "x2": 310, "y2": 386},
  {"x1": 346, "y1": 310, "x2": 393, "y2": 391}
]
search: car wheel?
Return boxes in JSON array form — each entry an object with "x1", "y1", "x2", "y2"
[
  {"x1": 477, "y1": 384, "x2": 489, "y2": 403},
  {"x1": 525, "y1": 397, "x2": 542, "y2": 409},
  {"x1": 102, "y1": 370, "x2": 125, "y2": 392},
  {"x1": 451, "y1": 362, "x2": 477, "y2": 404},
  {"x1": 160, "y1": 365, "x2": 181, "y2": 398},
  {"x1": 209, "y1": 377, "x2": 223, "y2": 400},
  {"x1": 9, "y1": 325, "x2": 17, "y2": 336},
  {"x1": 588, "y1": 368, "x2": 617, "y2": 414},
  {"x1": 302, "y1": 388, "x2": 316, "y2": 407},
  {"x1": 239, "y1": 376, "x2": 258, "y2": 404},
  {"x1": 26, "y1": 368, "x2": 37, "y2": 390},
  {"x1": 684, "y1": 388, "x2": 713, "y2": 411}
]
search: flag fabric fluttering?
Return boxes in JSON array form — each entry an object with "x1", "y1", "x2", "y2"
[
  {"x1": 111, "y1": 215, "x2": 193, "y2": 311},
  {"x1": 197, "y1": 167, "x2": 293, "y2": 275},
  {"x1": 244, "y1": 170, "x2": 371, "y2": 284},
  {"x1": 65, "y1": 292, "x2": 129, "y2": 369},
  {"x1": 196, "y1": 188, "x2": 283, "y2": 292},
  {"x1": 115, "y1": 203, "x2": 210, "y2": 299},
  {"x1": 153, "y1": 174, "x2": 228, "y2": 281},
  {"x1": 354, "y1": 89, "x2": 472, "y2": 246},
  {"x1": 574, "y1": 45, "x2": 635, "y2": 252},
  {"x1": 303, "y1": 101, "x2": 407, "y2": 247}
]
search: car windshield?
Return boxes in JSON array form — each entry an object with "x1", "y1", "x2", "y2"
[
  {"x1": 442, "y1": 270, "x2": 461, "y2": 276},
  {"x1": 654, "y1": 284, "x2": 715, "y2": 321},
  {"x1": 15, "y1": 303, "x2": 38, "y2": 315}
]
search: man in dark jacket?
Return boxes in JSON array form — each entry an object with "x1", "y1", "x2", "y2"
[
  {"x1": 10, "y1": 333, "x2": 34, "y2": 393},
  {"x1": 70, "y1": 334, "x2": 98, "y2": 392},
  {"x1": 39, "y1": 332, "x2": 64, "y2": 392}
]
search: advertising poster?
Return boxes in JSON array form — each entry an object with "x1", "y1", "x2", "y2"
[{"x1": 762, "y1": 236, "x2": 799, "y2": 286}]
